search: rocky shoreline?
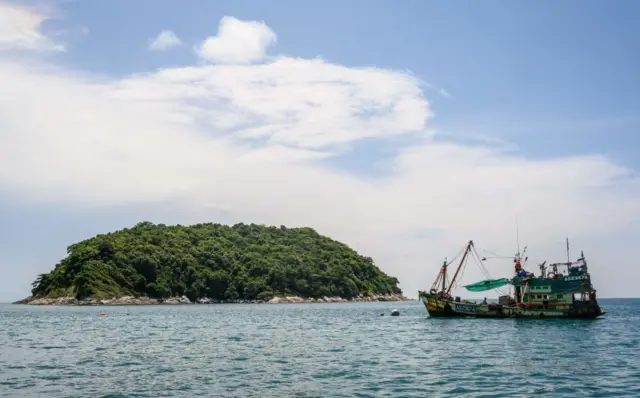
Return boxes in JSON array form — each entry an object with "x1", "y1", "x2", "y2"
[{"x1": 13, "y1": 293, "x2": 408, "y2": 306}]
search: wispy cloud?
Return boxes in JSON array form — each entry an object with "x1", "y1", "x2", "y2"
[
  {"x1": 148, "y1": 30, "x2": 182, "y2": 51},
  {"x1": 0, "y1": 13, "x2": 638, "y2": 298},
  {"x1": 439, "y1": 88, "x2": 452, "y2": 99},
  {"x1": 0, "y1": 2, "x2": 65, "y2": 52}
]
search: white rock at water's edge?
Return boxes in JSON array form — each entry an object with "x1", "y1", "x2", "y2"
[
  {"x1": 15, "y1": 293, "x2": 408, "y2": 306},
  {"x1": 265, "y1": 293, "x2": 407, "y2": 304}
]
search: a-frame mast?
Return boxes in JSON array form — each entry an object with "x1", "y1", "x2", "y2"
[
  {"x1": 446, "y1": 240, "x2": 473, "y2": 295},
  {"x1": 429, "y1": 240, "x2": 474, "y2": 295}
]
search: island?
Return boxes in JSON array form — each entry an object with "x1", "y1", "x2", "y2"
[{"x1": 16, "y1": 221, "x2": 406, "y2": 305}]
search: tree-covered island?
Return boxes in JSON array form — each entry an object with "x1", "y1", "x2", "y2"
[{"x1": 16, "y1": 222, "x2": 406, "y2": 305}]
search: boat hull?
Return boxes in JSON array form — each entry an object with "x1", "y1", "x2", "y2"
[{"x1": 419, "y1": 292, "x2": 605, "y2": 319}]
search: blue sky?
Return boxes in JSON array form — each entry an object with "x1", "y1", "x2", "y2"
[
  {"x1": 49, "y1": 0, "x2": 640, "y2": 166},
  {"x1": 0, "y1": 0, "x2": 639, "y2": 301}
]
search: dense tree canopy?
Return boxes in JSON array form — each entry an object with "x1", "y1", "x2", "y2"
[{"x1": 30, "y1": 222, "x2": 402, "y2": 301}]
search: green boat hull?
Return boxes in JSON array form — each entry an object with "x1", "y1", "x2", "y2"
[{"x1": 419, "y1": 291, "x2": 605, "y2": 319}]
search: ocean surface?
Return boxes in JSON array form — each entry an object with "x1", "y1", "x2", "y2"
[{"x1": 0, "y1": 299, "x2": 638, "y2": 398}]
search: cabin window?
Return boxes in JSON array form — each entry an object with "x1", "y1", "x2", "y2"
[
  {"x1": 536, "y1": 295, "x2": 541, "y2": 299},
  {"x1": 557, "y1": 295, "x2": 563, "y2": 299}
]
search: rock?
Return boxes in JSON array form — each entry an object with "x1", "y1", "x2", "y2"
[
  {"x1": 79, "y1": 296, "x2": 160, "y2": 305},
  {"x1": 14, "y1": 292, "x2": 408, "y2": 306},
  {"x1": 160, "y1": 296, "x2": 193, "y2": 305},
  {"x1": 285, "y1": 296, "x2": 305, "y2": 303},
  {"x1": 25, "y1": 296, "x2": 77, "y2": 305},
  {"x1": 162, "y1": 297, "x2": 180, "y2": 304},
  {"x1": 12, "y1": 296, "x2": 33, "y2": 304},
  {"x1": 113, "y1": 296, "x2": 133, "y2": 304},
  {"x1": 25, "y1": 298, "x2": 48, "y2": 305}
]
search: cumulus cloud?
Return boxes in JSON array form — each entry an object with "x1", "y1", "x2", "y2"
[
  {"x1": 149, "y1": 30, "x2": 182, "y2": 51},
  {"x1": 0, "y1": 2, "x2": 64, "y2": 52},
  {"x1": 1, "y1": 12, "x2": 639, "y2": 298},
  {"x1": 196, "y1": 16, "x2": 276, "y2": 64}
]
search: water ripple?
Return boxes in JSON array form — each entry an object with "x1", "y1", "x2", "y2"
[{"x1": 0, "y1": 299, "x2": 637, "y2": 397}]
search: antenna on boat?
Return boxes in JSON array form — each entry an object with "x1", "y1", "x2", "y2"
[
  {"x1": 516, "y1": 216, "x2": 521, "y2": 258},
  {"x1": 566, "y1": 237, "x2": 570, "y2": 264}
]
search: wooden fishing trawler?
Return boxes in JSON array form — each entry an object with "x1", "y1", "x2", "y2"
[{"x1": 418, "y1": 240, "x2": 605, "y2": 319}]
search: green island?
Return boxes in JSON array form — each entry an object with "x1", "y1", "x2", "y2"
[{"x1": 17, "y1": 222, "x2": 405, "y2": 305}]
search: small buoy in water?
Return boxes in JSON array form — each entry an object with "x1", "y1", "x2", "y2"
[
  {"x1": 391, "y1": 309, "x2": 400, "y2": 316},
  {"x1": 380, "y1": 313, "x2": 385, "y2": 316}
]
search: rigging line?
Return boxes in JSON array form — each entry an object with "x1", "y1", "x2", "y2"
[
  {"x1": 478, "y1": 248, "x2": 504, "y2": 258},
  {"x1": 452, "y1": 256, "x2": 470, "y2": 293},
  {"x1": 478, "y1": 251, "x2": 510, "y2": 296},
  {"x1": 448, "y1": 244, "x2": 471, "y2": 293},
  {"x1": 446, "y1": 245, "x2": 466, "y2": 266},
  {"x1": 430, "y1": 243, "x2": 466, "y2": 291},
  {"x1": 471, "y1": 245, "x2": 508, "y2": 296},
  {"x1": 472, "y1": 245, "x2": 492, "y2": 277},
  {"x1": 478, "y1": 259, "x2": 493, "y2": 278},
  {"x1": 452, "y1": 252, "x2": 469, "y2": 290},
  {"x1": 440, "y1": 243, "x2": 468, "y2": 293},
  {"x1": 482, "y1": 249, "x2": 510, "y2": 296},
  {"x1": 459, "y1": 254, "x2": 471, "y2": 289}
]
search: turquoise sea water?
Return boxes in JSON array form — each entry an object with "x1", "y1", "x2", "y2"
[{"x1": 0, "y1": 299, "x2": 638, "y2": 397}]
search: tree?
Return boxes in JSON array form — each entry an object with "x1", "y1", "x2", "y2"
[
  {"x1": 29, "y1": 221, "x2": 403, "y2": 301},
  {"x1": 225, "y1": 284, "x2": 239, "y2": 300}
]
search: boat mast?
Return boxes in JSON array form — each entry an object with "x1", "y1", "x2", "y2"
[
  {"x1": 445, "y1": 240, "x2": 473, "y2": 296},
  {"x1": 430, "y1": 259, "x2": 448, "y2": 293}
]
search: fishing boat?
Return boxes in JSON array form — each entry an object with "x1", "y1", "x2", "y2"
[{"x1": 418, "y1": 240, "x2": 605, "y2": 319}]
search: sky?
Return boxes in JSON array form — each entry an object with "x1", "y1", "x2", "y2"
[{"x1": 0, "y1": 0, "x2": 639, "y2": 302}]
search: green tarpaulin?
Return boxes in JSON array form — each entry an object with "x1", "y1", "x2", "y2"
[{"x1": 464, "y1": 278, "x2": 510, "y2": 292}]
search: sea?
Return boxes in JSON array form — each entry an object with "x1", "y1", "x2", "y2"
[{"x1": 0, "y1": 299, "x2": 638, "y2": 398}]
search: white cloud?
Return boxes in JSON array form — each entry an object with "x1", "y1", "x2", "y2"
[
  {"x1": 1, "y1": 13, "x2": 639, "y2": 299},
  {"x1": 110, "y1": 59, "x2": 430, "y2": 148},
  {"x1": 0, "y1": 2, "x2": 64, "y2": 52},
  {"x1": 196, "y1": 16, "x2": 276, "y2": 64},
  {"x1": 149, "y1": 30, "x2": 182, "y2": 51}
]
